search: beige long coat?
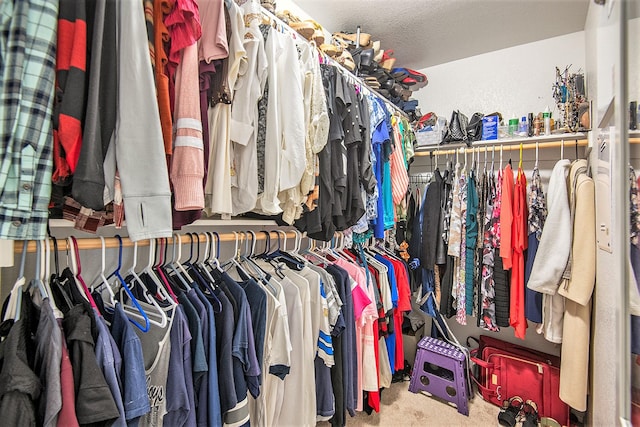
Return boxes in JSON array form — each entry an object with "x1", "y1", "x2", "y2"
[{"x1": 558, "y1": 159, "x2": 596, "y2": 412}]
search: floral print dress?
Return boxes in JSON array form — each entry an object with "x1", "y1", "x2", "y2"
[
  {"x1": 456, "y1": 167, "x2": 468, "y2": 325},
  {"x1": 480, "y1": 169, "x2": 501, "y2": 331}
]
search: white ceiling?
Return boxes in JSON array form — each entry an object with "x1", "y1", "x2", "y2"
[{"x1": 287, "y1": 0, "x2": 590, "y2": 70}]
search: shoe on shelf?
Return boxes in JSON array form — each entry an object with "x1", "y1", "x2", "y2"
[
  {"x1": 391, "y1": 68, "x2": 409, "y2": 81},
  {"x1": 312, "y1": 29, "x2": 325, "y2": 45},
  {"x1": 337, "y1": 50, "x2": 356, "y2": 71},
  {"x1": 261, "y1": 0, "x2": 276, "y2": 13},
  {"x1": 404, "y1": 68, "x2": 428, "y2": 89},
  {"x1": 373, "y1": 41, "x2": 384, "y2": 63},
  {"x1": 358, "y1": 48, "x2": 375, "y2": 73},
  {"x1": 364, "y1": 76, "x2": 380, "y2": 89},
  {"x1": 290, "y1": 21, "x2": 315, "y2": 40},
  {"x1": 333, "y1": 31, "x2": 371, "y2": 47},
  {"x1": 380, "y1": 50, "x2": 395, "y2": 71},
  {"x1": 320, "y1": 43, "x2": 342, "y2": 57},
  {"x1": 276, "y1": 9, "x2": 297, "y2": 24}
]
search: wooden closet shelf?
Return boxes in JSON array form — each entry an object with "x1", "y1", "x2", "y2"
[
  {"x1": 14, "y1": 230, "x2": 299, "y2": 254},
  {"x1": 415, "y1": 138, "x2": 589, "y2": 157}
]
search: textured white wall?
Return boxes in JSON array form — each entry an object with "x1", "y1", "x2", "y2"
[{"x1": 413, "y1": 31, "x2": 586, "y2": 121}]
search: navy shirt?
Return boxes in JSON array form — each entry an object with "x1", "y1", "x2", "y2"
[
  {"x1": 240, "y1": 278, "x2": 267, "y2": 376},
  {"x1": 194, "y1": 287, "x2": 223, "y2": 427},
  {"x1": 164, "y1": 306, "x2": 195, "y2": 427},
  {"x1": 110, "y1": 303, "x2": 150, "y2": 426},
  {"x1": 177, "y1": 291, "x2": 208, "y2": 383},
  {"x1": 187, "y1": 289, "x2": 211, "y2": 427},
  {"x1": 212, "y1": 288, "x2": 237, "y2": 415}
]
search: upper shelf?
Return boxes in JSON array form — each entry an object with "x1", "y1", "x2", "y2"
[
  {"x1": 414, "y1": 132, "x2": 588, "y2": 156},
  {"x1": 49, "y1": 218, "x2": 279, "y2": 229}
]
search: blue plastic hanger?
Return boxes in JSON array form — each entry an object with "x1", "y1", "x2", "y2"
[{"x1": 111, "y1": 235, "x2": 150, "y2": 332}]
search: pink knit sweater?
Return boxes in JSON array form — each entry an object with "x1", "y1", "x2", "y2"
[{"x1": 171, "y1": 42, "x2": 205, "y2": 210}]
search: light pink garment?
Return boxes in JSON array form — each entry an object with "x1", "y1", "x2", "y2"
[
  {"x1": 334, "y1": 258, "x2": 379, "y2": 410},
  {"x1": 198, "y1": 0, "x2": 229, "y2": 63},
  {"x1": 171, "y1": 43, "x2": 205, "y2": 210}
]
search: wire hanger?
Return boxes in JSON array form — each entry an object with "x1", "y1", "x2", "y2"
[
  {"x1": 561, "y1": 139, "x2": 565, "y2": 160},
  {"x1": 500, "y1": 145, "x2": 504, "y2": 169},
  {"x1": 535, "y1": 141, "x2": 539, "y2": 169}
]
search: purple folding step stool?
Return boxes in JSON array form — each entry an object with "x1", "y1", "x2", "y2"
[{"x1": 408, "y1": 336, "x2": 469, "y2": 416}]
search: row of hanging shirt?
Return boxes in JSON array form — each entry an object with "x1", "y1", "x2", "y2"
[
  {"x1": 0, "y1": 230, "x2": 412, "y2": 427},
  {"x1": 407, "y1": 143, "x2": 597, "y2": 412},
  {"x1": 0, "y1": 0, "x2": 416, "y2": 242}
]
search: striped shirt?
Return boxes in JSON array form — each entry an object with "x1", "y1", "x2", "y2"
[
  {"x1": 0, "y1": 0, "x2": 58, "y2": 239},
  {"x1": 390, "y1": 118, "x2": 410, "y2": 206}
]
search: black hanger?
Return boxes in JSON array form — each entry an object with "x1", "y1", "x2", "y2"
[
  {"x1": 265, "y1": 232, "x2": 304, "y2": 270},
  {"x1": 255, "y1": 231, "x2": 271, "y2": 259}
]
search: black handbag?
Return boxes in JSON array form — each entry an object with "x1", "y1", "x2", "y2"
[
  {"x1": 443, "y1": 110, "x2": 469, "y2": 146},
  {"x1": 466, "y1": 113, "x2": 484, "y2": 142}
]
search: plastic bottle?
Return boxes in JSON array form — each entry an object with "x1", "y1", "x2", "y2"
[
  {"x1": 543, "y1": 106, "x2": 551, "y2": 136},
  {"x1": 518, "y1": 116, "x2": 528, "y2": 136},
  {"x1": 509, "y1": 116, "x2": 519, "y2": 137},
  {"x1": 527, "y1": 113, "x2": 535, "y2": 137}
]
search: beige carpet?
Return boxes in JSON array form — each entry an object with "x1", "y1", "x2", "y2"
[{"x1": 327, "y1": 380, "x2": 500, "y2": 426}]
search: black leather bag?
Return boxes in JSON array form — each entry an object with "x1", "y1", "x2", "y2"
[
  {"x1": 443, "y1": 110, "x2": 469, "y2": 145},
  {"x1": 466, "y1": 113, "x2": 484, "y2": 142}
]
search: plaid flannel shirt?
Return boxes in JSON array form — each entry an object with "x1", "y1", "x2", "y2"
[{"x1": 0, "y1": 0, "x2": 58, "y2": 239}]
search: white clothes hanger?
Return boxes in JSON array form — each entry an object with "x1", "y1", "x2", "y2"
[
  {"x1": 67, "y1": 236, "x2": 101, "y2": 311},
  {"x1": 96, "y1": 236, "x2": 117, "y2": 306},
  {"x1": 4, "y1": 242, "x2": 28, "y2": 322},
  {"x1": 142, "y1": 239, "x2": 177, "y2": 308},
  {"x1": 491, "y1": 145, "x2": 495, "y2": 173},
  {"x1": 194, "y1": 232, "x2": 219, "y2": 288},
  {"x1": 169, "y1": 233, "x2": 193, "y2": 290},
  {"x1": 28, "y1": 240, "x2": 50, "y2": 305},
  {"x1": 125, "y1": 240, "x2": 169, "y2": 327}
]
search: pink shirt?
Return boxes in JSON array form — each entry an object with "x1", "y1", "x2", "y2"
[
  {"x1": 165, "y1": 0, "x2": 202, "y2": 69},
  {"x1": 334, "y1": 258, "x2": 379, "y2": 409},
  {"x1": 197, "y1": 0, "x2": 229, "y2": 63}
]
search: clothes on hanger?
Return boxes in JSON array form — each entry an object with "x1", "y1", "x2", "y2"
[
  {"x1": 408, "y1": 150, "x2": 599, "y2": 414},
  {"x1": 0, "y1": 0, "x2": 58, "y2": 240},
  {"x1": 0, "y1": 0, "x2": 416, "y2": 240}
]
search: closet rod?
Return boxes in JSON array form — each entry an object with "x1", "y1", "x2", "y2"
[
  {"x1": 259, "y1": 7, "x2": 409, "y2": 119},
  {"x1": 14, "y1": 231, "x2": 299, "y2": 254},
  {"x1": 415, "y1": 138, "x2": 589, "y2": 157}
]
